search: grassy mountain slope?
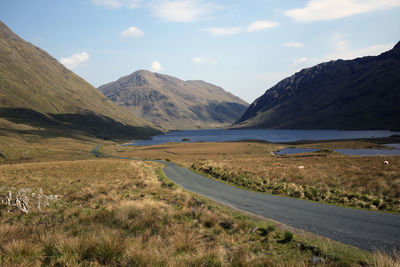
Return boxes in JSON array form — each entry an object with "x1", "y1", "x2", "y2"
[
  {"x1": 0, "y1": 21, "x2": 160, "y2": 140},
  {"x1": 99, "y1": 70, "x2": 248, "y2": 130},
  {"x1": 235, "y1": 42, "x2": 400, "y2": 130}
]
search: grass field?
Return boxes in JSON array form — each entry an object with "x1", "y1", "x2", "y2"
[
  {"x1": 101, "y1": 141, "x2": 400, "y2": 213},
  {"x1": 0, "y1": 136, "x2": 399, "y2": 266}
]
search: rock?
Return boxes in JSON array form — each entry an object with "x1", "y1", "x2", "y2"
[
  {"x1": 298, "y1": 166, "x2": 305, "y2": 169},
  {"x1": 21, "y1": 194, "x2": 29, "y2": 213},
  {"x1": 6, "y1": 191, "x2": 11, "y2": 206},
  {"x1": 384, "y1": 160, "x2": 389, "y2": 165},
  {"x1": 311, "y1": 256, "x2": 324, "y2": 264}
]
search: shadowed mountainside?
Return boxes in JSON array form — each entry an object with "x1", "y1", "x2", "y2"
[
  {"x1": 235, "y1": 42, "x2": 400, "y2": 130},
  {"x1": 99, "y1": 70, "x2": 248, "y2": 130},
  {"x1": 0, "y1": 21, "x2": 160, "y2": 140}
]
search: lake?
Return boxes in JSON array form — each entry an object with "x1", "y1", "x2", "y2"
[{"x1": 127, "y1": 129, "x2": 399, "y2": 146}]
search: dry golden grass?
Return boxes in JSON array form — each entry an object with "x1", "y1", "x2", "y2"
[
  {"x1": 0, "y1": 157, "x2": 379, "y2": 266},
  {"x1": 102, "y1": 141, "x2": 282, "y2": 162},
  {"x1": 294, "y1": 141, "x2": 389, "y2": 149},
  {"x1": 0, "y1": 137, "x2": 398, "y2": 265},
  {"x1": 105, "y1": 142, "x2": 400, "y2": 212},
  {"x1": 0, "y1": 133, "x2": 105, "y2": 164},
  {"x1": 372, "y1": 251, "x2": 400, "y2": 267}
]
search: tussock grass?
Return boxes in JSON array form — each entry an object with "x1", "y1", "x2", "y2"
[
  {"x1": 372, "y1": 250, "x2": 400, "y2": 267},
  {"x1": 0, "y1": 157, "x2": 382, "y2": 266}
]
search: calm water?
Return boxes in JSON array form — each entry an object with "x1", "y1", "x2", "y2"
[{"x1": 128, "y1": 129, "x2": 399, "y2": 146}]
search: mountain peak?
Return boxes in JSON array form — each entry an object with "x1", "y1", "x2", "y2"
[
  {"x1": 99, "y1": 71, "x2": 248, "y2": 130},
  {"x1": 132, "y1": 69, "x2": 154, "y2": 76},
  {"x1": 235, "y1": 43, "x2": 400, "y2": 130}
]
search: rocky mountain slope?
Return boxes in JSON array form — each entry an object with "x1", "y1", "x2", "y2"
[
  {"x1": 0, "y1": 21, "x2": 159, "y2": 140},
  {"x1": 235, "y1": 42, "x2": 400, "y2": 130},
  {"x1": 99, "y1": 70, "x2": 248, "y2": 130}
]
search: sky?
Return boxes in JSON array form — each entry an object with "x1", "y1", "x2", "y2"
[{"x1": 1, "y1": 0, "x2": 399, "y2": 103}]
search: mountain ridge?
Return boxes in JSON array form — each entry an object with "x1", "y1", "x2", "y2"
[
  {"x1": 99, "y1": 70, "x2": 248, "y2": 130},
  {"x1": 235, "y1": 42, "x2": 400, "y2": 130},
  {"x1": 0, "y1": 21, "x2": 160, "y2": 140}
]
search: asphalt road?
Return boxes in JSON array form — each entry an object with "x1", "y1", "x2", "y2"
[
  {"x1": 162, "y1": 161, "x2": 400, "y2": 252},
  {"x1": 92, "y1": 146, "x2": 400, "y2": 252}
]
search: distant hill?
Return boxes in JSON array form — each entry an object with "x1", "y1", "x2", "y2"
[
  {"x1": 235, "y1": 42, "x2": 400, "y2": 130},
  {"x1": 99, "y1": 70, "x2": 248, "y2": 130},
  {"x1": 0, "y1": 21, "x2": 160, "y2": 140}
]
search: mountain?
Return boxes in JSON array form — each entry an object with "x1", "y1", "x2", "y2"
[
  {"x1": 235, "y1": 42, "x2": 400, "y2": 130},
  {"x1": 98, "y1": 70, "x2": 248, "y2": 130},
  {"x1": 0, "y1": 21, "x2": 160, "y2": 140}
]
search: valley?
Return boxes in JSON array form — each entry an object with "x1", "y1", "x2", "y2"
[
  {"x1": 0, "y1": 133, "x2": 397, "y2": 266},
  {"x1": 0, "y1": 12, "x2": 399, "y2": 267}
]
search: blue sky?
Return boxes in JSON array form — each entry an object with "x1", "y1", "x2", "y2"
[{"x1": 1, "y1": 0, "x2": 399, "y2": 103}]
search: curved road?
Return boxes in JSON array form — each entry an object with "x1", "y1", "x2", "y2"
[{"x1": 92, "y1": 146, "x2": 400, "y2": 252}]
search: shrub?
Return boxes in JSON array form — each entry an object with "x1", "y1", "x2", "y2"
[
  {"x1": 291, "y1": 191, "x2": 304, "y2": 198},
  {"x1": 281, "y1": 231, "x2": 294, "y2": 243}
]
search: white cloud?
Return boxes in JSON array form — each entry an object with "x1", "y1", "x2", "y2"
[
  {"x1": 121, "y1": 26, "x2": 143, "y2": 38},
  {"x1": 288, "y1": 57, "x2": 309, "y2": 68},
  {"x1": 327, "y1": 43, "x2": 394, "y2": 60},
  {"x1": 202, "y1": 27, "x2": 243, "y2": 36},
  {"x1": 60, "y1": 52, "x2": 90, "y2": 69},
  {"x1": 285, "y1": 0, "x2": 400, "y2": 22},
  {"x1": 246, "y1": 20, "x2": 279, "y2": 32},
  {"x1": 151, "y1": 0, "x2": 220, "y2": 22},
  {"x1": 151, "y1": 60, "x2": 163, "y2": 72},
  {"x1": 126, "y1": 0, "x2": 141, "y2": 8},
  {"x1": 284, "y1": 42, "x2": 304, "y2": 48},
  {"x1": 203, "y1": 20, "x2": 279, "y2": 36},
  {"x1": 92, "y1": 0, "x2": 123, "y2": 8},
  {"x1": 92, "y1": 0, "x2": 141, "y2": 9},
  {"x1": 193, "y1": 56, "x2": 217, "y2": 64},
  {"x1": 332, "y1": 33, "x2": 348, "y2": 51},
  {"x1": 287, "y1": 35, "x2": 394, "y2": 71},
  {"x1": 328, "y1": 33, "x2": 393, "y2": 60}
]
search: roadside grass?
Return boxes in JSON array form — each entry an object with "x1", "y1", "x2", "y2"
[
  {"x1": 104, "y1": 142, "x2": 400, "y2": 213},
  {"x1": 0, "y1": 158, "x2": 381, "y2": 266},
  {"x1": 156, "y1": 167, "x2": 176, "y2": 189}
]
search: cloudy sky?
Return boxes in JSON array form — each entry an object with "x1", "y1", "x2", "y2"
[{"x1": 1, "y1": 0, "x2": 399, "y2": 103}]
